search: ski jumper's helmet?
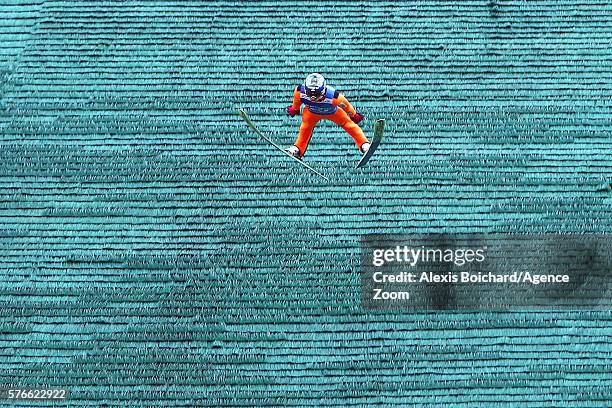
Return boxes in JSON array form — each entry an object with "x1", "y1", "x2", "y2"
[{"x1": 304, "y1": 73, "x2": 326, "y2": 100}]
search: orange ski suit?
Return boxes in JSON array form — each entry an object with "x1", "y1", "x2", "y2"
[{"x1": 290, "y1": 87, "x2": 368, "y2": 156}]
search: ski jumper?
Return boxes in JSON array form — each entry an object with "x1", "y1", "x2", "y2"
[{"x1": 290, "y1": 85, "x2": 368, "y2": 155}]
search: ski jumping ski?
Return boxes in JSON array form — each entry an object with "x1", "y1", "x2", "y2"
[
  {"x1": 356, "y1": 119, "x2": 384, "y2": 169},
  {"x1": 237, "y1": 108, "x2": 329, "y2": 181}
]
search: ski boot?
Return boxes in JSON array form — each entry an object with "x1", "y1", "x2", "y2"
[
  {"x1": 285, "y1": 145, "x2": 302, "y2": 159},
  {"x1": 360, "y1": 142, "x2": 371, "y2": 154}
]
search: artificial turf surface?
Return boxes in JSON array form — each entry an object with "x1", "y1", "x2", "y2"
[{"x1": 1, "y1": 1, "x2": 611, "y2": 406}]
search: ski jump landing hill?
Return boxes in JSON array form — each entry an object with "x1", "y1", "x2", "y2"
[{"x1": 1, "y1": 1, "x2": 611, "y2": 406}]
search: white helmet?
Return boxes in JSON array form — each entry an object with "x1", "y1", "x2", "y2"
[{"x1": 304, "y1": 73, "x2": 326, "y2": 99}]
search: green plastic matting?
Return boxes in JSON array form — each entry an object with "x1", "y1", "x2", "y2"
[{"x1": 0, "y1": 1, "x2": 611, "y2": 406}]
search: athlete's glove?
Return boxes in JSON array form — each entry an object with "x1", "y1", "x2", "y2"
[
  {"x1": 286, "y1": 106, "x2": 300, "y2": 117},
  {"x1": 350, "y1": 112, "x2": 364, "y2": 124}
]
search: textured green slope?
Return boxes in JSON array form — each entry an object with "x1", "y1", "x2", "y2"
[{"x1": 1, "y1": 1, "x2": 611, "y2": 407}]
